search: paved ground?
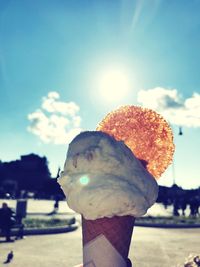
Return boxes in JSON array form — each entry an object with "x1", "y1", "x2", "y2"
[
  {"x1": 0, "y1": 226, "x2": 199, "y2": 267},
  {"x1": 0, "y1": 199, "x2": 189, "y2": 217},
  {"x1": 0, "y1": 199, "x2": 199, "y2": 266}
]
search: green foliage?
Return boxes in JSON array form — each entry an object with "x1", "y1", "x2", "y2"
[
  {"x1": 23, "y1": 216, "x2": 200, "y2": 229},
  {"x1": 136, "y1": 216, "x2": 200, "y2": 225},
  {"x1": 24, "y1": 218, "x2": 70, "y2": 228}
]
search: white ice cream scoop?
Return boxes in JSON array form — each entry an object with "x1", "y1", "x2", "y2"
[{"x1": 58, "y1": 131, "x2": 158, "y2": 220}]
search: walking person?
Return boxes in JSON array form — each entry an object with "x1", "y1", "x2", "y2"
[{"x1": 0, "y1": 202, "x2": 15, "y2": 242}]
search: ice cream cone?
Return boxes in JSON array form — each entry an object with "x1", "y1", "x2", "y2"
[{"x1": 82, "y1": 215, "x2": 135, "y2": 266}]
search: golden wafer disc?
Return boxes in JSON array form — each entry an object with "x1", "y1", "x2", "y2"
[{"x1": 97, "y1": 105, "x2": 175, "y2": 179}]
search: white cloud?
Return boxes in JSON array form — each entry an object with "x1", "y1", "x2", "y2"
[
  {"x1": 42, "y1": 91, "x2": 79, "y2": 116},
  {"x1": 27, "y1": 92, "x2": 82, "y2": 144},
  {"x1": 137, "y1": 87, "x2": 200, "y2": 127}
]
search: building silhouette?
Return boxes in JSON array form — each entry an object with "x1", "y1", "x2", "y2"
[{"x1": 0, "y1": 154, "x2": 64, "y2": 199}]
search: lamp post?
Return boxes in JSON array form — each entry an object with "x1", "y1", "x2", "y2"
[
  {"x1": 172, "y1": 126, "x2": 183, "y2": 185},
  {"x1": 179, "y1": 127, "x2": 183, "y2": 136}
]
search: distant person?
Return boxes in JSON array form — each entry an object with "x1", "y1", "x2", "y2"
[
  {"x1": 173, "y1": 198, "x2": 180, "y2": 216},
  {"x1": 53, "y1": 195, "x2": 61, "y2": 213},
  {"x1": 180, "y1": 197, "x2": 187, "y2": 216},
  {"x1": 48, "y1": 197, "x2": 60, "y2": 215},
  {"x1": 53, "y1": 199, "x2": 59, "y2": 213},
  {"x1": 0, "y1": 203, "x2": 15, "y2": 242},
  {"x1": 189, "y1": 197, "x2": 199, "y2": 217}
]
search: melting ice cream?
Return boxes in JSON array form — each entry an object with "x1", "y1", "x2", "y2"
[{"x1": 59, "y1": 131, "x2": 158, "y2": 220}]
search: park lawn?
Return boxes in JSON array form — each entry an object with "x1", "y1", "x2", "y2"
[
  {"x1": 23, "y1": 218, "x2": 72, "y2": 228},
  {"x1": 136, "y1": 216, "x2": 200, "y2": 225}
]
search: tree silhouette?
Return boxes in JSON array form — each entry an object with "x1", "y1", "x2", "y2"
[{"x1": 0, "y1": 154, "x2": 52, "y2": 197}]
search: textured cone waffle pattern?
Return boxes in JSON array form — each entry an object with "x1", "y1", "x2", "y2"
[{"x1": 82, "y1": 215, "x2": 135, "y2": 260}]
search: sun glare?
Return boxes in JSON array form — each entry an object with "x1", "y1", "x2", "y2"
[{"x1": 98, "y1": 68, "x2": 131, "y2": 103}]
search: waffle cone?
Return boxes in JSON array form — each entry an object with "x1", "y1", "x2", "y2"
[{"x1": 82, "y1": 215, "x2": 135, "y2": 261}]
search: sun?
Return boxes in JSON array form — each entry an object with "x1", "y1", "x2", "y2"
[{"x1": 97, "y1": 68, "x2": 131, "y2": 103}]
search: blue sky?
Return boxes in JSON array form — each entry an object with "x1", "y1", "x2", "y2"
[{"x1": 0, "y1": 0, "x2": 200, "y2": 189}]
